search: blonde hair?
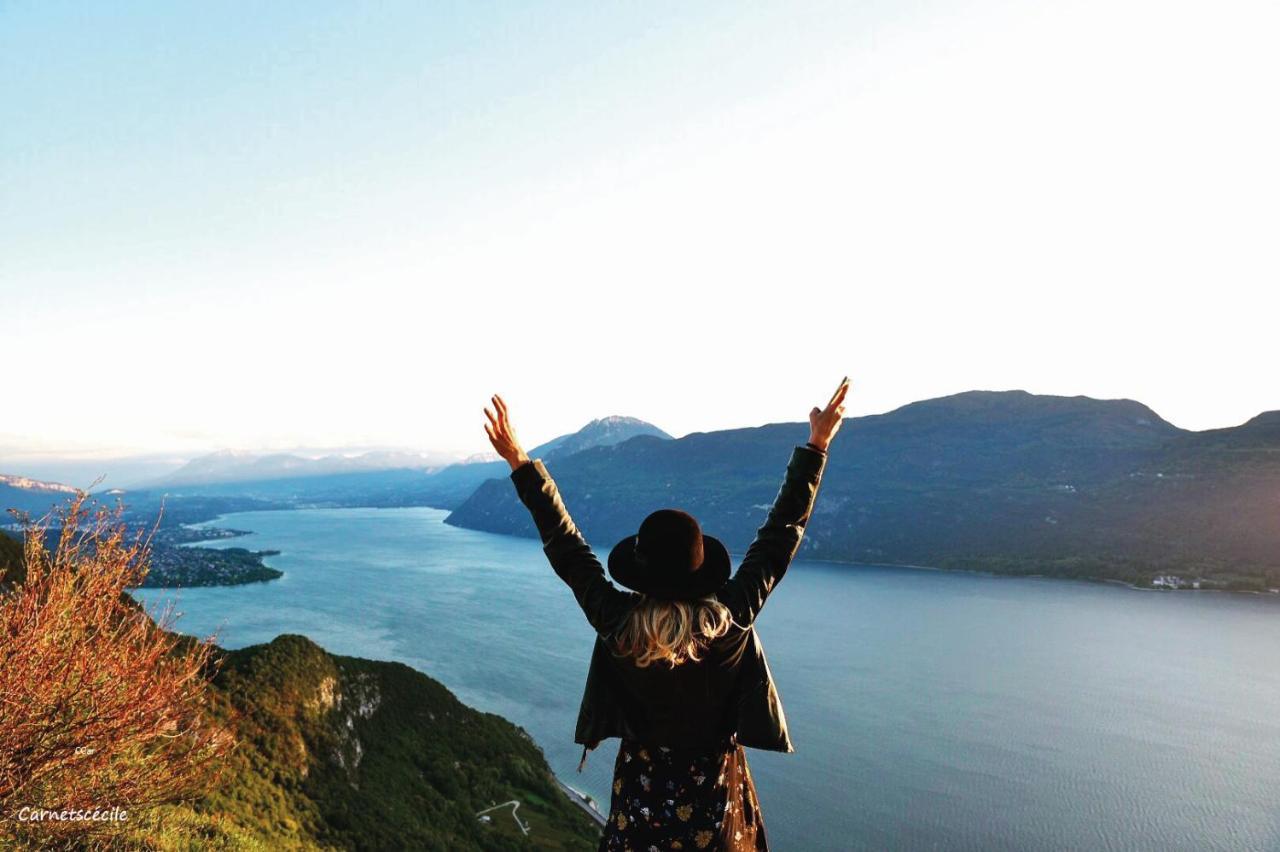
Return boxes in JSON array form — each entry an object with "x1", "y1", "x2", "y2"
[{"x1": 612, "y1": 596, "x2": 739, "y2": 668}]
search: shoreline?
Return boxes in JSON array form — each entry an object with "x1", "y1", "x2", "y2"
[
  {"x1": 743, "y1": 552, "x2": 1280, "y2": 597},
  {"x1": 193, "y1": 507, "x2": 1279, "y2": 598},
  {"x1": 139, "y1": 522, "x2": 284, "y2": 588},
  {"x1": 554, "y1": 777, "x2": 605, "y2": 827}
]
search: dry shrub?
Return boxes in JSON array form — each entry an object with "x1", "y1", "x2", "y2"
[{"x1": 0, "y1": 495, "x2": 232, "y2": 847}]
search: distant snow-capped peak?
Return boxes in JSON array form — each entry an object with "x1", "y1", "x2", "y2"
[{"x1": 0, "y1": 474, "x2": 78, "y2": 493}]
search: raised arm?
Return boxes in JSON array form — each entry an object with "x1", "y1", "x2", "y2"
[
  {"x1": 484, "y1": 394, "x2": 635, "y2": 637},
  {"x1": 508, "y1": 459, "x2": 635, "y2": 637},
  {"x1": 716, "y1": 378, "x2": 849, "y2": 626}
]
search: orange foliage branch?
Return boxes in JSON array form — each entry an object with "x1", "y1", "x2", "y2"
[{"x1": 0, "y1": 494, "x2": 232, "y2": 845}]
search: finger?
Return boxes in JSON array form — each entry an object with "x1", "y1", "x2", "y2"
[
  {"x1": 483, "y1": 422, "x2": 496, "y2": 441},
  {"x1": 494, "y1": 394, "x2": 509, "y2": 419},
  {"x1": 484, "y1": 407, "x2": 499, "y2": 430},
  {"x1": 831, "y1": 378, "x2": 851, "y2": 408},
  {"x1": 827, "y1": 376, "x2": 849, "y2": 407}
]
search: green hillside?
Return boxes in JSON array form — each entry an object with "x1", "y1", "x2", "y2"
[
  {"x1": 124, "y1": 635, "x2": 600, "y2": 851},
  {"x1": 0, "y1": 531, "x2": 23, "y2": 586}
]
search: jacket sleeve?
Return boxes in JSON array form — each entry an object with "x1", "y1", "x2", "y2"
[
  {"x1": 717, "y1": 444, "x2": 828, "y2": 626},
  {"x1": 510, "y1": 458, "x2": 636, "y2": 638}
]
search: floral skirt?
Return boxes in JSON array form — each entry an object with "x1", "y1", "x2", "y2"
[{"x1": 599, "y1": 733, "x2": 768, "y2": 851}]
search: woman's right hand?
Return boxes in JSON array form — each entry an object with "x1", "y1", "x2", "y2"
[
  {"x1": 484, "y1": 394, "x2": 531, "y2": 471},
  {"x1": 808, "y1": 376, "x2": 850, "y2": 451}
]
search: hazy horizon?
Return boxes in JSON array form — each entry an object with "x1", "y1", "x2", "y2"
[
  {"x1": 4, "y1": 2, "x2": 1276, "y2": 463},
  {"x1": 2, "y1": 386, "x2": 1274, "y2": 488}
]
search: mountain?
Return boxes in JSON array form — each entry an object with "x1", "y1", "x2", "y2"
[
  {"x1": 139, "y1": 634, "x2": 599, "y2": 850},
  {"x1": 389, "y1": 416, "x2": 672, "y2": 508},
  {"x1": 156, "y1": 423, "x2": 670, "y2": 493},
  {"x1": 532, "y1": 416, "x2": 672, "y2": 459},
  {"x1": 156, "y1": 448, "x2": 469, "y2": 487},
  {"x1": 0, "y1": 473, "x2": 79, "y2": 518},
  {"x1": 0, "y1": 453, "x2": 189, "y2": 491},
  {"x1": 444, "y1": 391, "x2": 1280, "y2": 591},
  {"x1": 141, "y1": 416, "x2": 672, "y2": 510},
  {"x1": 377, "y1": 417, "x2": 673, "y2": 510}
]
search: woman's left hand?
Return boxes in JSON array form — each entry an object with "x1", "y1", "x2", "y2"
[{"x1": 484, "y1": 394, "x2": 531, "y2": 471}]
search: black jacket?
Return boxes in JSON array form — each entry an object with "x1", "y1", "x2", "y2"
[{"x1": 510, "y1": 443, "x2": 828, "y2": 767}]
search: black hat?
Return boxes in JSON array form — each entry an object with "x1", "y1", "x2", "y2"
[{"x1": 608, "y1": 509, "x2": 731, "y2": 601}]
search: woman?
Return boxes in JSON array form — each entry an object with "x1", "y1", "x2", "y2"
[{"x1": 482, "y1": 377, "x2": 848, "y2": 851}]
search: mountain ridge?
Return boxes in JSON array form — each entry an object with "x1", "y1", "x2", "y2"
[
  {"x1": 118, "y1": 415, "x2": 673, "y2": 509},
  {"x1": 444, "y1": 391, "x2": 1280, "y2": 591},
  {"x1": 153, "y1": 448, "x2": 469, "y2": 488},
  {"x1": 0, "y1": 473, "x2": 81, "y2": 518}
]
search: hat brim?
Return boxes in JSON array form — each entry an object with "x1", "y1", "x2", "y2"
[{"x1": 607, "y1": 533, "x2": 731, "y2": 601}]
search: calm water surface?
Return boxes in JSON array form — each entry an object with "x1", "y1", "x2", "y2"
[{"x1": 132, "y1": 508, "x2": 1280, "y2": 851}]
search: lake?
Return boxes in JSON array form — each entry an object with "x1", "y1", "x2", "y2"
[{"x1": 132, "y1": 508, "x2": 1280, "y2": 851}]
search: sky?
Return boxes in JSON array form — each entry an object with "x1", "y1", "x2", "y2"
[{"x1": 2, "y1": 0, "x2": 1277, "y2": 469}]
